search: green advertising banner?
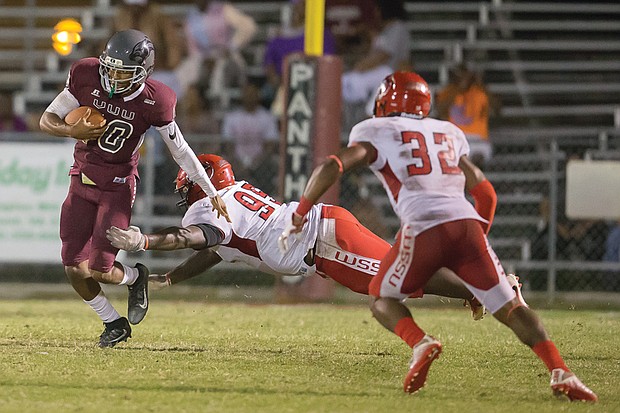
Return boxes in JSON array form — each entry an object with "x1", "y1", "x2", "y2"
[{"x1": 0, "y1": 142, "x2": 74, "y2": 263}]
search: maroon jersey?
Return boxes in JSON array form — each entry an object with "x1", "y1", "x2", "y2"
[{"x1": 67, "y1": 57, "x2": 177, "y2": 189}]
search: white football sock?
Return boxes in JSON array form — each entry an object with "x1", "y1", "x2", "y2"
[
  {"x1": 118, "y1": 264, "x2": 139, "y2": 286},
  {"x1": 84, "y1": 291, "x2": 121, "y2": 323}
]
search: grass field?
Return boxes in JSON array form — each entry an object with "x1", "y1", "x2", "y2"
[{"x1": 0, "y1": 298, "x2": 618, "y2": 413}]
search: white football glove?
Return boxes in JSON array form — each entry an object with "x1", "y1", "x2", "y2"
[
  {"x1": 277, "y1": 212, "x2": 307, "y2": 254},
  {"x1": 277, "y1": 222, "x2": 297, "y2": 254},
  {"x1": 149, "y1": 274, "x2": 171, "y2": 291},
  {"x1": 106, "y1": 225, "x2": 146, "y2": 252}
]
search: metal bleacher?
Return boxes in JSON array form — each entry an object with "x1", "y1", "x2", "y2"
[
  {"x1": 0, "y1": 0, "x2": 283, "y2": 116},
  {"x1": 1, "y1": 0, "x2": 618, "y2": 125},
  {"x1": 405, "y1": 1, "x2": 620, "y2": 127},
  {"x1": 1, "y1": 1, "x2": 619, "y2": 282},
  {"x1": 354, "y1": 1, "x2": 620, "y2": 268}
]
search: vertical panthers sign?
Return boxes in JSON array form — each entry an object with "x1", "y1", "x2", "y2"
[
  {"x1": 0, "y1": 142, "x2": 74, "y2": 262},
  {"x1": 279, "y1": 54, "x2": 342, "y2": 205},
  {"x1": 281, "y1": 56, "x2": 316, "y2": 202},
  {"x1": 277, "y1": 53, "x2": 343, "y2": 302}
]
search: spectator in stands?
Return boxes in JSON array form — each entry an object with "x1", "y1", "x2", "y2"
[
  {"x1": 176, "y1": 85, "x2": 220, "y2": 138},
  {"x1": 221, "y1": 82, "x2": 279, "y2": 193},
  {"x1": 324, "y1": 0, "x2": 379, "y2": 62},
  {"x1": 0, "y1": 93, "x2": 28, "y2": 132},
  {"x1": 559, "y1": 219, "x2": 607, "y2": 261},
  {"x1": 113, "y1": 0, "x2": 190, "y2": 200},
  {"x1": 531, "y1": 192, "x2": 608, "y2": 293},
  {"x1": 113, "y1": 0, "x2": 185, "y2": 97},
  {"x1": 532, "y1": 194, "x2": 607, "y2": 261},
  {"x1": 263, "y1": 0, "x2": 337, "y2": 116},
  {"x1": 150, "y1": 85, "x2": 221, "y2": 198},
  {"x1": 340, "y1": 0, "x2": 411, "y2": 130},
  {"x1": 340, "y1": 170, "x2": 391, "y2": 241},
  {"x1": 435, "y1": 63, "x2": 499, "y2": 169},
  {"x1": 177, "y1": 0, "x2": 257, "y2": 107}
]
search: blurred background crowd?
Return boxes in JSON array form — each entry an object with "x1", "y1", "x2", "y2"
[{"x1": 1, "y1": 0, "x2": 619, "y2": 297}]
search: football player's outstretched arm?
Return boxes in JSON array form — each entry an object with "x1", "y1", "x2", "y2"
[
  {"x1": 150, "y1": 248, "x2": 223, "y2": 289},
  {"x1": 106, "y1": 224, "x2": 224, "y2": 251},
  {"x1": 459, "y1": 155, "x2": 497, "y2": 233},
  {"x1": 301, "y1": 143, "x2": 376, "y2": 212},
  {"x1": 278, "y1": 142, "x2": 376, "y2": 252}
]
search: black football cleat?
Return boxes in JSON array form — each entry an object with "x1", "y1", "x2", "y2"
[
  {"x1": 127, "y1": 263, "x2": 150, "y2": 325},
  {"x1": 98, "y1": 317, "x2": 131, "y2": 348}
]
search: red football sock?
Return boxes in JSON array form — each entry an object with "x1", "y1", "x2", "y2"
[
  {"x1": 531, "y1": 340, "x2": 570, "y2": 372},
  {"x1": 394, "y1": 317, "x2": 425, "y2": 348}
]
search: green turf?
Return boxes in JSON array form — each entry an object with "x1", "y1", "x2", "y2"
[{"x1": 0, "y1": 299, "x2": 617, "y2": 413}]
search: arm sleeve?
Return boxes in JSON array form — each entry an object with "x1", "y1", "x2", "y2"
[
  {"x1": 194, "y1": 223, "x2": 225, "y2": 248},
  {"x1": 45, "y1": 88, "x2": 80, "y2": 119},
  {"x1": 469, "y1": 179, "x2": 497, "y2": 234},
  {"x1": 156, "y1": 121, "x2": 218, "y2": 197}
]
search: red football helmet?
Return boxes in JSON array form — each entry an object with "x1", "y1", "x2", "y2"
[
  {"x1": 374, "y1": 71, "x2": 431, "y2": 118},
  {"x1": 175, "y1": 154, "x2": 235, "y2": 209}
]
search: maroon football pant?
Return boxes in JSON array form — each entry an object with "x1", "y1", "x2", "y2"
[{"x1": 60, "y1": 175, "x2": 136, "y2": 272}]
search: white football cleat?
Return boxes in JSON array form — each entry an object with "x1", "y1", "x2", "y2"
[
  {"x1": 550, "y1": 368, "x2": 598, "y2": 402},
  {"x1": 403, "y1": 335, "x2": 442, "y2": 394},
  {"x1": 507, "y1": 273, "x2": 529, "y2": 307}
]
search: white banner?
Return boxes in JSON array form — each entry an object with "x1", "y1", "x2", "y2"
[
  {"x1": 566, "y1": 159, "x2": 620, "y2": 219},
  {"x1": 0, "y1": 142, "x2": 74, "y2": 263}
]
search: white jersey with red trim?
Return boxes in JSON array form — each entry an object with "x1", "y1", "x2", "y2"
[
  {"x1": 182, "y1": 180, "x2": 321, "y2": 276},
  {"x1": 348, "y1": 115, "x2": 486, "y2": 235}
]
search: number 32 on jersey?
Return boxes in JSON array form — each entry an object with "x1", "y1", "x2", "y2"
[{"x1": 402, "y1": 131, "x2": 461, "y2": 176}]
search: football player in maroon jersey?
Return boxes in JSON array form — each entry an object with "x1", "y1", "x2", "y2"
[{"x1": 39, "y1": 29, "x2": 230, "y2": 348}]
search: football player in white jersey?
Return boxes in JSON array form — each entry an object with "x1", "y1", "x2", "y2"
[
  {"x1": 106, "y1": 154, "x2": 489, "y2": 312},
  {"x1": 279, "y1": 72, "x2": 597, "y2": 401}
]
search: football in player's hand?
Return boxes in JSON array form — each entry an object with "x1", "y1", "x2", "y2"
[{"x1": 64, "y1": 106, "x2": 105, "y2": 125}]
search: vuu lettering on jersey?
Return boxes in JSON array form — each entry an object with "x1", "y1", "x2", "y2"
[{"x1": 66, "y1": 57, "x2": 176, "y2": 189}]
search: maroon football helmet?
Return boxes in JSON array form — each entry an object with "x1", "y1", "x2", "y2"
[
  {"x1": 175, "y1": 154, "x2": 235, "y2": 209},
  {"x1": 374, "y1": 71, "x2": 431, "y2": 118}
]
